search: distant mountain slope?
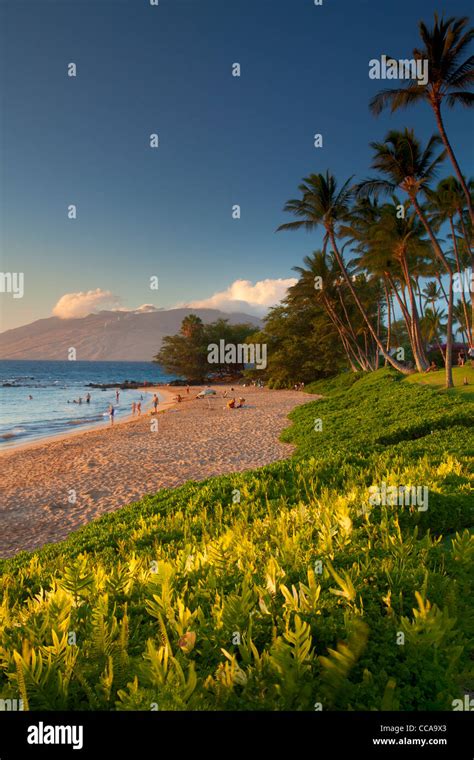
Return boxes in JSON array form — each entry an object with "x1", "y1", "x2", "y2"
[{"x1": 0, "y1": 309, "x2": 263, "y2": 361}]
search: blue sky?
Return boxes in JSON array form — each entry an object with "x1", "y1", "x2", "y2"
[{"x1": 1, "y1": 0, "x2": 472, "y2": 330}]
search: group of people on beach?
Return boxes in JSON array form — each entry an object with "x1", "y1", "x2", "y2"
[
  {"x1": 68, "y1": 393, "x2": 91, "y2": 404},
  {"x1": 130, "y1": 401, "x2": 142, "y2": 416}
]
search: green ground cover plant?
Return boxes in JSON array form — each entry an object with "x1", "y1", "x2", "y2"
[{"x1": 0, "y1": 370, "x2": 472, "y2": 711}]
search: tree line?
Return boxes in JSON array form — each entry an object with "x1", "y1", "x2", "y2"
[
  {"x1": 157, "y1": 15, "x2": 472, "y2": 389},
  {"x1": 272, "y1": 13, "x2": 473, "y2": 389}
]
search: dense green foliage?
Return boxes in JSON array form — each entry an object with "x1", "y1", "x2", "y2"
[
  {"x1": 0, "y1": 371, "x2": 472, "y2": 711},
  {"x1": 154, "y1": 315, "x2": 256, "y2": 381},
  {"x1": 244, "y1": 304, "x2": 346, "y2": 389}
]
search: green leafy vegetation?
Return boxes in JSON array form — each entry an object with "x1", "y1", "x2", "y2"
[
  {"x1": 154, "y1": 315, "x2": 257, "y2": 382},
  {"x1": 0, "y1": 371, "x2": 472, "y2": 710}
]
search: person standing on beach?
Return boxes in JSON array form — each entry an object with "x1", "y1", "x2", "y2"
[
  {"x1": 116, "y1": 390, "x2": 120, "y2": 403},
  {"x1": 132, "y1": 401, "x2": 136, "y2": 415},
  {"x1": 186, "y1": 385, "x2": 190, "y2": 395},
  {"x1": 108, "y1": 404, "x2": 115, "y2": 424},
  {"x1": 153, "y1": 394, "x2": 159, "y2": 413},
  {"x1": 137, "y1": 401, "x2": 142, "y2": 415}
]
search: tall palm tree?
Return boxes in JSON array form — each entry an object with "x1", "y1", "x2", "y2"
[
  {"x1": 357, "y1": 129, "x2": 455, "y2": 387},
  {"x1": 277, "y1": 172, "x2": 409, "y2": 373},
  {"x1": 370, "y1": 13, "x2": 474, "y2": 223},
  {"x1": 426, "y1": 176, "x2": 472, "y2": 344}
]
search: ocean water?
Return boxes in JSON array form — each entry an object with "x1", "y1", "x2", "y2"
[{"x1": 0, "y1": 360, "x2": 176, "y2": 448}]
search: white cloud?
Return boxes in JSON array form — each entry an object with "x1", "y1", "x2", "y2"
[
  {"x1": 52, "y1": 289, "x2": 122, "y2": 319},
  {"x1": 185, "y1": 278, "x2": 297, "y2": 316},
  {"x1": 133, "y1": 304, "x2": 159, "y2": 313}
]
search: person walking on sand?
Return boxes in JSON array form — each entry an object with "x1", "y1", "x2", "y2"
[
  {"x1": 137, "y1": 401, "x2": 142, "y2": 416},
  {"x1": 186, "y1": 385, "x2": 190, "y2": 394},
  {"x1": 108, "y1": 404, "x2": 115, "y2": 425},
  {"x1": 153, "y1": 394, "x2": 159, "y2": 413}
]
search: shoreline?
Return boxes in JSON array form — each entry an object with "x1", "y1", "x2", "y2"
[
  {"x1": 0, "y1": 385, "x2": 318, "y2": 558},
  {"x1": 0, "y1": 386, "x2": 177, "y2": 455}
]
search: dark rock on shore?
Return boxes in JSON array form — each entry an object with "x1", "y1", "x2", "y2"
[{"x1": 86, "y1": 380, "x2": 161, "y2": 390}]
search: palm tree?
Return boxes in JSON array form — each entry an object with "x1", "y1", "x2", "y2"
[
  {"x1": 356, "y1": 129, "x2": 455, "y2": 387},
  {"x1": 181, "y1": 314, "x2": 203, "y2": 338},
  {"x1": 422, "y1": 280, "x2": 442, "y2": 308},
  {"x1": 278, "y1": 171, "x2": 409, "y2": 373},
  {"x1": 426, "y1": 176, "x2": 472, "y2": 344},
  {"x1": 370, "y1": 13, "x2": 474, "y2": 224},
  {"x1": 291, "y1": 250, "x2": 372, "y2": 371},
  {"x1": 345, "y1": 198, "x2": 433, "y2": 371},
  {"x1": 453, "y1": 299, "x2": 470, "y2": 345},
  {"x1": 421, "y1": 306, "x2": 447, "y2": 363}
]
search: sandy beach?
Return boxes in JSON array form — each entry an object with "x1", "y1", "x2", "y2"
[{"x1": 0, "y1": 385, "x2": 318, "y2": 558}]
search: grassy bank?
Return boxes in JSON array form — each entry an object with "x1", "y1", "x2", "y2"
[
  {"x1": 0, "y1": 370, "x2": 472, "y2": 710},
  {"x1": 405, "y1": 366, "x2": 474, "y2": 400}
]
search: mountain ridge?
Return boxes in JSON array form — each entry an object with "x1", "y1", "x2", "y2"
[{"x1": 0, "y1": 308, "x2": 263, "y2": 361}]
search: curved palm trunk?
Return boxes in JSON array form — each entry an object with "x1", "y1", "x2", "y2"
[
  {"x1": 415, "y1": 277, "x2": 424, "y2": 317},
  {"x1": 322, "y1": 296, "x2": 369, "y2": 371},
  {"x1": 387, "y1": 272, "x2": 428, "y2": 373},
  {"x1": 327, "y1": 228, "x2": 411, "y2": 374},
  {"x1": 375, "y1": 300, "x2": 381, "y2": 370},
  {"x1": 411, "y1": 196, "x2": 454, "y2": 388},
  {"x1": 435, "y1": 272, "x2": 449, "y2": 304},
  {"x1": 435, "y1": 335, "x2": 446, "y2": 364},
  {"x1": 335, "y1": 287, "x2": 372, "y2": 368},
  {"x1": 432, "y1": 100, "x2": 474, "y2": 226},
  {"x1": 383, "y1": 280, "x2": 392, "y2": 366},
  {"x1": 400, "y1": 254, "x2": 429, "y2": 371}
]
